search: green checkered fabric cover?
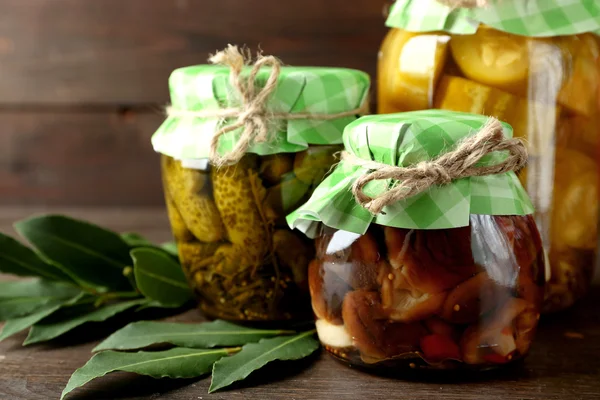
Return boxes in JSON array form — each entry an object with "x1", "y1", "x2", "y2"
[
  {"x1": 152, "y1": 65, "x2": 370, "y2": 160},
  {"x1": 386, "y1": 0, "x2": 600, "y2": 37},
  {"x1": 287, "y1": 110, "x2": 534, "y2": 237}
]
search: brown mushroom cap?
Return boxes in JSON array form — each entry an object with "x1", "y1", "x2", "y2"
[
  {"x1": 384, "y1": 226, "x2": 479, "y2": 294},
  {"x1": 439, "y1": 272, "x2": 511, "y2": 324},
  {"x1": 308, "y1": 259, "x2": 351, "y2": 325},
  {"x1": 460, "y1": 297, "x2": 530, "y2": 364},
  {"x1": 380, "y1": 268, "x2": 447, "y2": 322},
  {"x1": 342, "y1": 290, "x2": 427, "y2": 364}
]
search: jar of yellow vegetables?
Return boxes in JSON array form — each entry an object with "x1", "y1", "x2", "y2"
[
  {"x1": 378, "y1": 0, "x2": 600, "y2": 312},
  {"x1": 152, "y1": 47, "x2": 370, "y2": 322}
]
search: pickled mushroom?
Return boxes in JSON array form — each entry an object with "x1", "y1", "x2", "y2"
[
  {"x1": 384, "y1": 226, "x2": 478, "y2": 294},
  {"x1": 439, "y1": 273, "x2": 510, "y2": 324},
  {"x1": 460, "y1": 298, "x2": 529, "y2": 364},
  {"x1": 315, "y1": 318, "x2": 353, "y2": 349},
  {"x1": 308, "y1": 260, "x2": 351, "y2": 324},
  {"x1": 342, "y1": 290, "x2": 427, "y2": 363}
]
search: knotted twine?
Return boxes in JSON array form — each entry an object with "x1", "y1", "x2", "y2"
[
  {"x1": 341, "y1": 118, "x2": 528, "y2": 215},
  {"x1": 167, "y1": 45, "x2": 369, "y2": 167}
]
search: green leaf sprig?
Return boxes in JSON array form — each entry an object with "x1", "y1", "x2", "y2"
[
  {"x1": 0, "y1": 214, "x2": 193, "y2": 345},
  {"x1": 62, "y1": 319, "x2": 319, "y2": 399}
]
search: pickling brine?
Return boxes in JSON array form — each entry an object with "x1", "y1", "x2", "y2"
[
  {"x1": 310, "y1": 215, "x2": 544, "y2": 369},
  {"x1": 161, "y1": 147, "x2": 338, "y2": 322},
  {"x1": 152, "y1": 49, "x2": 371, "y2": 323},
  {"x1": 378, "y1": 14, "x2": 600, "y2": 312},
  {"x1": 288, "y1": 110, "x2": 542, "y2": 372}
]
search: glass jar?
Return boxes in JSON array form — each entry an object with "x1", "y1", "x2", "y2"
[
  {"x1": 161, "y1": 147, "x2": 338, "y2": 321},
  {"x1": 310, "y1": 215, "x2": 545, "y2": 369},
  {"x1": 153, "y1": 61, "x2": 370, "y2": 322},
  {"x1": 288, "y1": 110, "x2": 542, "y2": 371},
  {"x1": 378, "y1": 2, "x2": 600, "y2": 312}
]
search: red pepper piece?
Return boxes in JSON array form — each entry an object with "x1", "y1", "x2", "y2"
[{"x1": 420, "y1": 334, "x2": 461, "y2": 362}]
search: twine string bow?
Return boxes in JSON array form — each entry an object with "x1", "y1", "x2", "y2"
[
  {"x1": 342, "y1": 118, "x2": 528, "y2": 215},
  {"x1": 167, "y1": 45, "x2": 369, "y2": 167}
]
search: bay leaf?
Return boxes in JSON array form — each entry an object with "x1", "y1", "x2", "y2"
[
  {"x1": 134, "y1": 300, "x2": 180, "y2": 312},
  {"x1": 131, "y1": 248, "x2": 192, "y2": 307},
  {"x1": 61, "y1": 347, "x2": 235, "y2": 400},
  {"x1": 0, "y1": 296, "x2": 67, "y2": 321},
  {"x1": 0, "y1": 280, "x2": 82, "y2": 321},
  {"x1": 0, "y1": 293, "x2": 85, "y2": 342},
  {"x1": 121, "y1": 233, "x2": 178, "y2": 259},
  {"x1": 14, "y1": 215, "x2": 133, "y2": 292},
  {"x1": 0, "y1": 232, "x2": 74, "y2": 282},
  {"x1": 160, "y1": 241, "x2": 179, "y2": 257},
  {"x1": 209, "y1": 330, "x2": 319, "y2": 393},
  {"x1": 24, "y1": 298, "x2": 146, "y2": 345},
  {"x1": 94, "y1": 320, "x2": 295, "y2": 352},
  {"x1": 0, "y1": 279, "x2": 81, "y2": 299},
  {"x1": 120, "y1": 232, "x2": 155, "y2": 248}
]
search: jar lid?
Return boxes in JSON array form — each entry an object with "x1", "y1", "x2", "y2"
[
  {"x1": 152, "y1": 63, "x2": 370, "y2": 160},
  {"x1": 287, "y1": 110, "x2": 534, "y2": 237},
  {"x1": 386, "y1": 0, "x2": 600, "y2": 37}
]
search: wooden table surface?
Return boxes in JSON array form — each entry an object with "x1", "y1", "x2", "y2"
[{"x1": 1, "y1": 207, "x2": 599, "y2": 400}]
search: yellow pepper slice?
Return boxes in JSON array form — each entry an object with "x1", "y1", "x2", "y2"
[
  {"x1": 450, "y1": 28, "x2": 530, "y2": 94},
  {"x1": 378, "y1": 30, "x2": 450, "y2": 113},
  {"x1": 434, "y1": 75, "x2": 560, "y2": 156},
  {"x1": 556, "y1": 34, "x2": 600, "y2": 117}
]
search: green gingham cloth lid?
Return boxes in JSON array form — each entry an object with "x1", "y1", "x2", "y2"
[
  {"x1": 151, "y1": 65, "x2": 370, "y2": 160},
  {"x1": 287, "y1": 110, "x2": 534, "y2": 237},
  {"x1": 386, "y1": 0, "x2": 600, "y2": 37}
]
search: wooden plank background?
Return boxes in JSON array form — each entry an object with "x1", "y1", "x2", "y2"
[{"x1": 0, "y1": 0, "x2": 389, "y2": 206}]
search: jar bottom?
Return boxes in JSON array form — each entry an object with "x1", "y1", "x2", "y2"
[
  {"x1": 324, "y1": 346, "x2": 528, "y2": 374},
  {"x1": 198, "y1": 299, "x2": 313, "y2": 327}
]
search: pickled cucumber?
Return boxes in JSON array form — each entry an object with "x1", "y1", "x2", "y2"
[
  {"x1": 293, "y1": 146, "x2": 338, "y2": 186},
  {"x1": 211, "y1": 156, "x2": 270, "y2": 270},
  {"x1": 161, "y1": 155, "x2": 225, "y2": 243},
  {"x1": 259, "y1": 154, "x2": 294, "y2": 185}
]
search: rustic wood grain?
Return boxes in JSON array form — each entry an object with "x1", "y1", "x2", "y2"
[
  {"x1": 0, "y1": 111, "x2": 165, "y2": 206},
  {"x1": 0, "y1": 0, "x2": 387, "y2": 105},
  {"x1": 1, "y1": 208, "x2": 599, "y2": 400},
  {"x1": 0, "y1": 287, "x2": 598, "y2": 400}
]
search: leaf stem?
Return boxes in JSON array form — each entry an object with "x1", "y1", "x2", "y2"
[{"x1": 226, "y1": 347, "x2": 243, "y2": 354}]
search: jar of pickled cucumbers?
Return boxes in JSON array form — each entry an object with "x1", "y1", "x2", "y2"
[
  {"x1": 151, "y1": 47, "x2": 370, "y2": 322},
  {"x1": 288, "y1": 111, "x2": 545, "y2": 370},
  {"x1": 378, "y1": 0, "x2": 600, "y2": 313}
]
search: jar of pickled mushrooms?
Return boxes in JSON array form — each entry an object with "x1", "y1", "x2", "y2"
[
  {"x1": 288, "y1": 110, "x2": 545, "y2": 371},
  {"x1": 151, "y1": 46, "x2": 370, "y2": 323},
  {"x1": 378, "y1": 0, "x2": 600, "y2": 312}
]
